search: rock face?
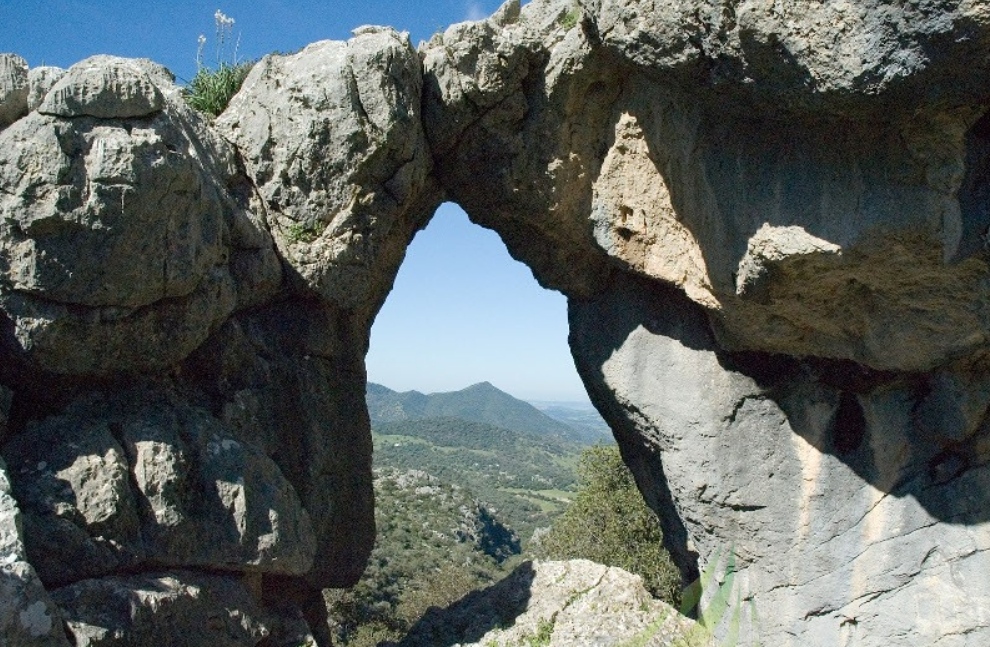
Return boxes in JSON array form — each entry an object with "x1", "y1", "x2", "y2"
[
  {"x1": 0, "y1": 0, "x2": 989, "y2": 645},
  {"x1": 216, "y1": 28, "x2": 441, "y2": 310},
  {"x1": 392, "y1": 559, "x2": 700, "y2": 647},
  {"x1": 0, "y1": 54, "x2": 29, "y2": 129}
]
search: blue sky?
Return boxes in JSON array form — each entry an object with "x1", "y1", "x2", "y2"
[{"x1": 0, "y1": 1, "x2": 590, "y2": 402}]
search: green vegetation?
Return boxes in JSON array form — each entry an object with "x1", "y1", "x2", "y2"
[
  {"x1": 183, "y1": 10, "x2": 253, "y2": 116},
  {"x1": 284, "y1": 220, "x2": 321, "y2": 244},
  {"x1": 535, "y1": 445, "x2": 682, "y2": 606},
  {"x1": 326, "y1": 469, "x2": 522, "y2": 646},
  {"x1": 675, "y1": 549, "x2": 760, "y2": 647},
  {"x1": 520, "y1": 616, "x2": 555, "y2": 646},
  {"x1": 330, "y1": 386, "x2": 690, "y2": 645},
  {"x1": 373, "y1": 416, "x2": 583, "y2": 542},
  {"x1": 184, "y1": 61, "x2": 253, "y2": 116},
  {"x1": 561, "y1": 5, "x2": 581, "y2": 30}
]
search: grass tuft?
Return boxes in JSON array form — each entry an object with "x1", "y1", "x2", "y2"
[{"x1": 183, "y1": 61, "x2": 253, "y2": 117}]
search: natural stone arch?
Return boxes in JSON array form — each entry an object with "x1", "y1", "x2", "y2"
[{"x1": 0, "y1": 0, "x2": 990, "y2": 645}]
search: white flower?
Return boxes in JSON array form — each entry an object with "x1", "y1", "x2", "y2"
[
  {"x1": 198, "y1": 34, "x2": 207, "y2": 46},
  {"x1": 214, "y1": 9, "x2": 234, "y2": 27}
]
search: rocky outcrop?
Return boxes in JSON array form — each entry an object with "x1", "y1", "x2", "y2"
[
  {"x1": 0, "y1": 0, "x2": 989, "y2": 645},
  {"x1": 51, "y1": 571, "x2": 290, "y2": 647},
  {"x1": 0, "y1": 54, "x2": 28, "y2": 129},
  {"x1": 422, "y1": 2, "x2": 990, "y2": 644},
  {"x1": 392, "y1": 559, "x2": 700, "y2": 647},
  {"x1": 216, "y1": 28, "x2": 442, "y2": 311}
]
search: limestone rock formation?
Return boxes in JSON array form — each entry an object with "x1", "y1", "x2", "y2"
[
  {"x1": 0, "y1": 54, "x2": 28, "y2": 129},
  {"x1": 423, "y1": 1, "x2": 990, "y2": 644},
  {"x1": 217, "y1": 28, "x2": 441, "y2": 310},
  {"x1": 3, "y1": 390, "x2": 316, "y2": 587},
  {"x1": 392, "y1": 559, "x2": 700, "y2": 647},
  {"x1": 51, "y1": 572, "x2": 273, "y2": 647},
  {"x1": 0, "y1": 54, "x2": 280, "y2": 376},
  {"x1": 1, "y1": 455, "x2": 70, "y2": 647},
  {"x1": 0, "y1": 0, "x2": 989, "y2": 645},
  {"x1": 26, "y1": 66, "x2": 64, "y2": 112}
]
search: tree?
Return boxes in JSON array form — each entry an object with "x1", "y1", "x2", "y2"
[{"x1": 536, "y1": 445, "x2": 681, "y2": 605}]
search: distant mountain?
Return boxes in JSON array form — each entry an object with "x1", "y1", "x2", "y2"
[
  {"x1": 529, "y1": 402, "x2": 613, "y2": 443},
  {"x1": 367, "y1": 381, "x2": 592, "y2": 444}
]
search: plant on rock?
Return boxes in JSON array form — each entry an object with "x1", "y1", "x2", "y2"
[{"x1": 183, "y1": 9, "x2": 254, "y2": 116}]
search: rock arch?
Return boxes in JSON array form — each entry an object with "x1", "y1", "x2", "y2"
[{"x1": 1, "y1": 0, "x2": 990, "y2": 644}]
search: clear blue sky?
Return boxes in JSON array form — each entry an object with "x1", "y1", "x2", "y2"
[{"x1": 0, "y1": 1, "x2": 590, "y2": 403}]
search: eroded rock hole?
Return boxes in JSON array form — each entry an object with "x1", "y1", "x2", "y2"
[{"x1": 832, "y1": 390, "x2": 866, "y2": 455}]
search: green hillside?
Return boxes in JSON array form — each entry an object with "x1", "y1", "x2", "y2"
[
  {"x1": 372, "y1": 416, "x2": 583, "y2": 542},
  {"x1": 326, "y1": 468, "x2": 522, "y2": 646},
  {"x1": 367, "y1": 382, "x2": 595, "y2": 444}
]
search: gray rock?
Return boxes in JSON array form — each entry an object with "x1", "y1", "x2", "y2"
[
  {"x1": 0, "y1": 54, "x2": 29, "y2": 129},
  {"x1": 0, "y1": 384, "x2": 10, "y2": 445},
  {"x1": 37, "y1": 56, "x2": 164, "y2": 119},
  {"x1": 392, "y1": 559, "x2": 700, "y2": 647},
  {"x1": 585, "y1": 0, "x2": 990, "y2": 114},
  {"x1": 1, "y1": 390, "x2": 315, "y2": 586},
  {"x1": 217, "y1": 29, "x2": 441, "y2": 311},
  {"x1": 181, "y1": 301, "x2": 374, "y2": 591},
  {"x1": 569, "y1": 271, "x2": 990, "y2": 646},
  {"x1": 0, "y1": 562, "x2": 71, "y2": 647},
  {"x1": 421, "y1": 0, "x2": 615, "y2": 297},
  {"x1": 0, "y1": 55, "x2": 280, "y2": 376},
  {"x1": 3, "y1": 416, "x2": 143, "y2": 585},
  {"x1": 425, "y1": 0, "x2": 990, "y2": 371},
  {"x1": 26, "y1": 66, "x2": 64, "y2": 112},
  {"x1": 51, "y1": 571, "x2": 270, "y2": 647},
  {"x1": 1, "y1": 457, "x2": 71, "y2": 647}
]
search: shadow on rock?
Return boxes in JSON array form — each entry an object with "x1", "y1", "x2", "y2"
[{"x1": 385, "y1": 561, "x2": 535, "y2": 647}]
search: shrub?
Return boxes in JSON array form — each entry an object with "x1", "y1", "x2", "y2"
[
  {"x1": 535, "y1": 445, "x2": 682, "y2": 606},
  {"x1": 184, "y1": 61, "x2": 253, "y2": 116}
]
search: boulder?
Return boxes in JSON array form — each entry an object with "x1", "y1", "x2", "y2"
[
  {"x1": 180, "y1": 300, "x2": 374, "y2": 591},
  {"x1": 37, "y1": 56, "x2": 164, "y2": 119},
  {"x1": 1, "y1": 390, "x2": 316, "y2": 587},
  {"x1": 0, "y1": 53, "x2": 28, "y2": 129},
  {"x1": 217, "y1": 28, "x2": 441, "y2": 311},
  {"x1": 392, "y1": 559, "x2": 699, "y2": 647},
  {"x1": 0, "y1": 56, "x2": 280, "y2": 377},
  {"x1": 51, "y1": 571, "x2": 271, "y2": 647},
  {"x1": 1, "y1": 456, "x2": 71, "y2": 647}
]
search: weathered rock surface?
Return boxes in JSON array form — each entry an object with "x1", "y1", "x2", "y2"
[
  {"x1": 425, "y1": 0, "x2": 990, "y2": 372},
  {"x1": 217, "y1": 28, "x2": 441, "y2": 310},
  {"x1": 570, "y1": 271, "x2": 990, "y2": 646},
  {"x1": 180, "y1": 301, "x2": 375, "y2": 591},
  {"x1": 392, "y1": 559, "x2": 700, "y2": 647},
  {"x1": 0, "y1": 55, "x2": 280, "y2": 376},
  {"x1": 38, "y1": 56, "x2": 165, "y2": 119},
  {"x1": 0, "y1": 0, "x2": 989, "y2": 645},
  {"x1": 26, "y1": 66, "x2": 64, "y2": 112},
  {"x1": 0, "y1": 54, "x2": 29, "y2": 129},
  {"x1": 51, "y1": 571, "x2": 271, "y2": 647},
  {"x1": 1, "y1": 456, "x2": 70, "y2": 647},
  {"x1": 1, "y1": 390, "x2": 316, "y2": 587}
]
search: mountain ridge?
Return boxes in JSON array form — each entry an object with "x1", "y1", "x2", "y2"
[{"x1": 366, "y1": 381, "x2": 606, "y2": 444}]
